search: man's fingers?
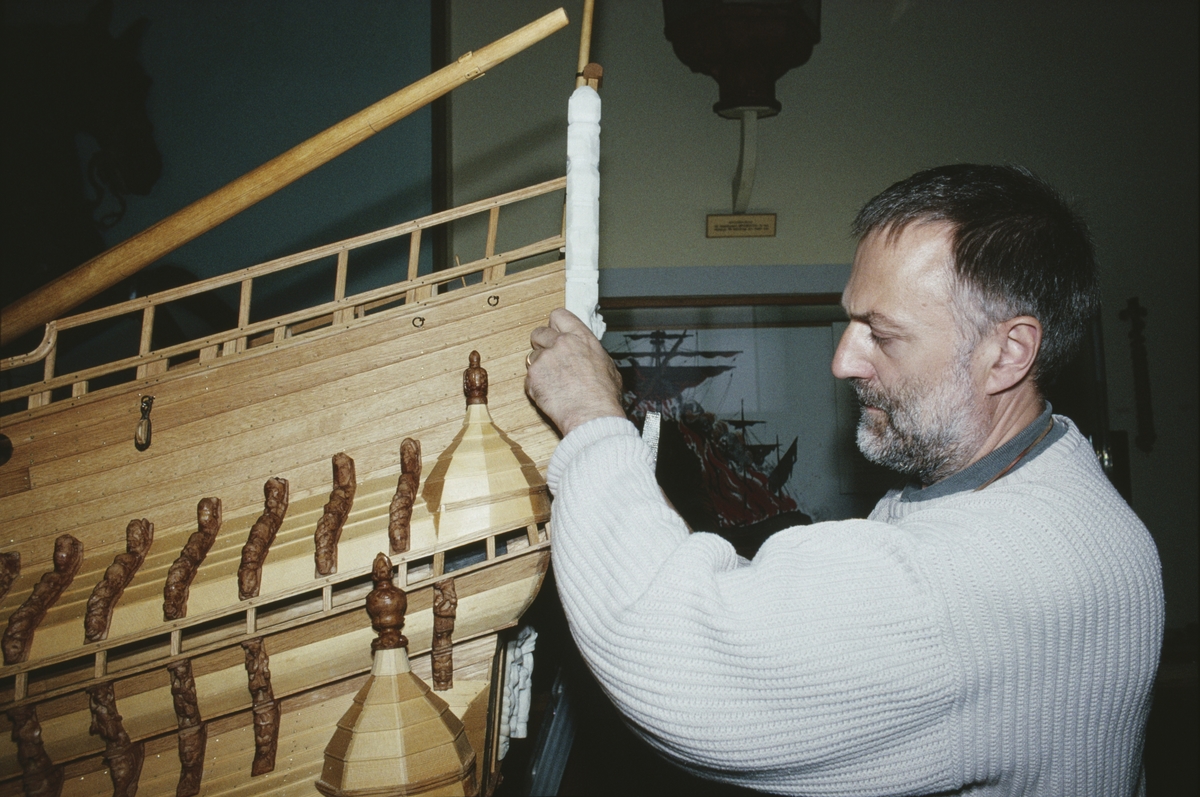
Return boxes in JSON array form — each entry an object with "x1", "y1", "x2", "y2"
[
  {"x1": 529, "y1": 324, "x2": 560, "y2": 351},
  {"x1": 548, "y1": 307, "x2": 592, "y2": 335}
]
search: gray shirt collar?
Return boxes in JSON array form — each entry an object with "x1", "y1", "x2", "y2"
[{"x1": 898, "y1": 403, "x2": 1065, "y2": 503}]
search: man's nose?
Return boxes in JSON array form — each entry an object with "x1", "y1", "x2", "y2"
[{"x1": 831, "y1": 323, "x2": 873, "y2": 381}]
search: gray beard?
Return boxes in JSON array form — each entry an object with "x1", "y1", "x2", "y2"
[{"x1": 851, "y1": 356, "x2": 988, "y2": 485}]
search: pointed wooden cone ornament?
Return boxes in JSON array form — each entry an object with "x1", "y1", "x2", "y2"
[
  {"x1": 317, "y1": 554, "x2": 477, "y2": 797},
  {"x1": 421, "y1": 351, "x2": 550, "y2": 543}
]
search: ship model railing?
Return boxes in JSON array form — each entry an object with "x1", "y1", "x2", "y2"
[
  {"x1": 0, "y1": 520, "x2": 549, "y2": 785},
  {"x1": 1, "y1": 517, "x2": 548, "y2": 708},
  {"x1": 1, "y1": 176, "x2": 567, "y2": 415}
]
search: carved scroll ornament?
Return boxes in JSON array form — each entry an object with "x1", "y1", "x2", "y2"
[
  {"x1": 242, "y1": 637, "x2": 279, "y2": 776},
  {"x1": 0, "y1": 551, "x2": 19, "y2": 602},
  {"x1": 87, "y1": 681, "x2": 145, "y2": 797},
  {"x1": 314, "y1": 453, "x2": 356, "y2": 576},
  {"x1": 84, "y1": 519, "x2": 153, "y2": 643},
  {"x1": 388, "y1": 438, "x2": 421, "y2": 554},
  {"x1": 432, "y1": 577, "x2": 458, "y2": 691},
  {"x1": 2, "y1": 534, "x2": 83, "y2": 665},
  {"x1": 163, "y1": 498, "x2": 221, "y2": 621},
  {"x1": 168, "y1": 659, "x2": 207, "y2": 797},
  {"x1": 238, "y1": 477, "x2": 289, "y2": 600},
  {"x1": 8, "y1": 704, "x2": 63, "y2": 797}
]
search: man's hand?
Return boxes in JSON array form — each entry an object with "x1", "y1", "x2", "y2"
[{"x1": 525, "y1": 308, "x2": 625, "y2": 437}]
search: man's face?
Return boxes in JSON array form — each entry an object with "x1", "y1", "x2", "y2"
[{"x1": 832, "y1": 222, "x2": 990, "y2": 484}]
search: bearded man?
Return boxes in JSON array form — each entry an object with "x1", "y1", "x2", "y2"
[{"x1": 524, "y1": 165, "x2": 1163, "y2": 796}]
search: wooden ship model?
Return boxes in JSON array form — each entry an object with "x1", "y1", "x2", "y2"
[{"x1": 0, "y1": 7, "x2": 606, "y2": 795}]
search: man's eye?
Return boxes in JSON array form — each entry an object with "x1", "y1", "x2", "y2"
[{"x1": 869, "y1": 331, "x2": 889, "y2": 345}]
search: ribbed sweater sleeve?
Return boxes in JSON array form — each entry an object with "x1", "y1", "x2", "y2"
[{"x1": 548, "y1": 417, "x2": 958, "y2": 795}]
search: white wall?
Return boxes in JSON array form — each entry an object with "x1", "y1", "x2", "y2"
[{"x1": 450, "y1": 1, "x2": 1198, "y2": 629}]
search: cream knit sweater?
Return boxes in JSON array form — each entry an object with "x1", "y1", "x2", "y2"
[{"x1": 547, "y1": 416, "x2": 1163, "y2": 796}]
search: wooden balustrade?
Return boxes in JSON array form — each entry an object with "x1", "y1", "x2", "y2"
[
  {"x1": 0, "y1": 8, "x2": 570, "y2": 346},
  {"x1": 1, "y1": 178, "x2": 566, "y2": 413}
]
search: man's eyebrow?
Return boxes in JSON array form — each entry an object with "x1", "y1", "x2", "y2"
[{"x1": 844, "y1": 308, "x2": 904, "y2": 331}]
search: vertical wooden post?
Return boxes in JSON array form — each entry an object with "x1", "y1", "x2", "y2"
[
  {"x1": 333, "y1": 250, "x2": 351, "y2": 325},
  {"x1": 224, "y1": 279, "x2": 253, "y2": 356},
  {"x1": 136, "y1": 304, "x2": 167, "y2": 378},
  {"x1": 405, "y1": 228, "x2": 433, "y2": 304},
  {"x1": 29, "y1": 345, "x2": 56, "y2": 409},
  {"x1": 483, "y1": 206, "x2": 507, "y2": 282},
  {"x1": 485, "y1": 207, "x2": 500, "y2": 258}
]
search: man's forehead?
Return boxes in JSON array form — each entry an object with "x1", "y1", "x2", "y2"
[{"x1": 843, "y1": 222, "x2": 957, "y2": 320}]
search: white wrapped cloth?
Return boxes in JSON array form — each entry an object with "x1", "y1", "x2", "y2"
[{"x1": 565, "y1": 85, "x2": 605, "y2": 339}]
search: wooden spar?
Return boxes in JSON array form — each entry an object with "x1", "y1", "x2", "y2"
[
  {"x1": 575, "y1": 0, "x2": 596, "y2": 88},
  {"x1": 0, "y1": 8, "x2": 570, "y2": 348}
]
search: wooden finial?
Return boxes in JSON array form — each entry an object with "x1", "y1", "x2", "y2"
[
  {"x1": 464, "y1": 350, "x2": 488, "y2": 405},
  {"x1": 366, "y1": 553, "x2": 407, "y2": 652},
  {"x1": 582, "y1": 62, "x2": 603, "y2": 90}
]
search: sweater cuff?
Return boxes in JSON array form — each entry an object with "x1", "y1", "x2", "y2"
[{"x1": 547, "y1": 415, "x2": 640, "y2": 494}]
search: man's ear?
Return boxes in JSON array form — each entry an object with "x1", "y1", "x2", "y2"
[{"x1": 985, "y1": 315, "x2": 1042, "y2": 395}]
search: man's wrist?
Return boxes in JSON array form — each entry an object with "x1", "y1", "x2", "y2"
[{"x1": 558, "y1": 403, "x2": 625, "y2": 437}]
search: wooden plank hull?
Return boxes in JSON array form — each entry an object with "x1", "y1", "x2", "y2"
[{"x1": 0, "y1": 258, "x2": 564, "y2": 795}]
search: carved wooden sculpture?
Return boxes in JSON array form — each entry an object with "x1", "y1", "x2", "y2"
[
  {"x1": 366, "y1": 552, "x2": 407, "y2": 652},
  {"x1": 238, "y1": 477, "x2": 289, "y2": 600},
  {"x1": 2, "y1": 534, "x2": 83, "y2": 665},
  {"x1": 432, "y1": 577, "x2": 458, "y2": 691},
  {"x1": 314, "y1": 453, "x2": 356, "y2": 576},
  {"x1": 464, "y1": 349, "x2": 488, "y2": 404},
  {"x1": 87, "y1": 681, "x2": 145, "y2": 797},
  {"x1": 84, "y1": 519, "x2": 153, "y2": 643},
  {"x1": 0, "y1": 551, "x2": 19, "y2": 602},
  {"x1": 388, "y1": 438, "x2": 422, "y2": 554},
  {"x1": 163, "y1": 498, "x2": 221, "y2": 621},
  {"x1": 242, "y1": 637, "x2": 279, "y2": 776},
  {"x1": 168, "y1": 659, "x2": 207, "y2": 797},
  {"x1": 8, "y1": 704, "x2": 63, "y2": 797}
]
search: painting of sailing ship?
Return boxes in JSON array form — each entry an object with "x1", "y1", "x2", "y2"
[{"x1": 602, "y1": 327, "x2": 812, "y2": 552}]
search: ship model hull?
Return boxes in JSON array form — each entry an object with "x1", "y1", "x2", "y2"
[
  {"x1": 0, "y1": 190, "x2": 566, "y2": 795},
  {"x1": 0, "y1": 9, "x2": 581, "y2": 793}
]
